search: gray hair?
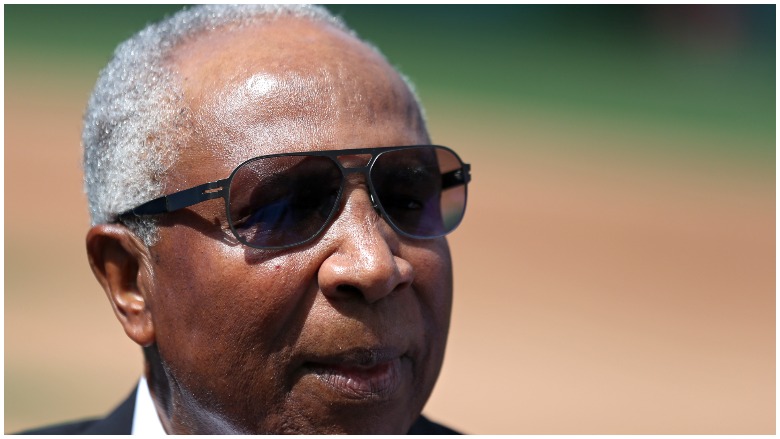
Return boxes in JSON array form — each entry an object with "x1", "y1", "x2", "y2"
[{"x1": 83, "y1": 4, "x2": 424, "y2": 246}]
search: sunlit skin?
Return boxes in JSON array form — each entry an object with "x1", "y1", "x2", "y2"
[{"x1": 86, "y1": 17, "x2": 452, "y2": 434}]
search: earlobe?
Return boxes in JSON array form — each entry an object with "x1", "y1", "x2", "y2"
[{"x1": 86, "y1": 224, "x2": 155, "y2": 347}]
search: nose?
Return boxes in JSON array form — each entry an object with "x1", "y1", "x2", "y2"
[{"x1": 317, "y1": 189, "x2": 414, "y2": 304}]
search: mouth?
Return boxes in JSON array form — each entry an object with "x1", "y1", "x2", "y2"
[{"x1": 302, "y1": 348, "x2": 406, "y2": 400}]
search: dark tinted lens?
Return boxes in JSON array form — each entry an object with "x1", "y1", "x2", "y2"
[
  {"x1": 228, "y1": 156, "x2": 342, "y2": 248},
  {"x1": 371, "y1": 146, "x2": 467, "y2": 238}
]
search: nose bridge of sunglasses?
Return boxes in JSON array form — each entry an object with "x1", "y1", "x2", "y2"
[
  {"x1": 334, "y1": 153, "x2": 373, "y2": 169},
  {"x1": 331, "y1": 153, "x2": 383, "y2": 215}
]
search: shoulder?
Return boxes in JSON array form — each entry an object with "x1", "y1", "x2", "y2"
[
  {"x1": 408, "y1": 415, "x2": 461, "y2": 434},
  {"x1": 13, "y1": 388, "x2": 136, "y2": 435},
  {"x1": 16, "y1": 419, "x2": 100, "y2": 435}
]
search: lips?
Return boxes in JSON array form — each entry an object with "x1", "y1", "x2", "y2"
[{"x1": 303, "y1": 348, "x2": 405, "y2": 399}]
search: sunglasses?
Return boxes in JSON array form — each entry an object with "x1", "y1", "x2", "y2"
[{"x1": 118, "y1": 145, "x2": 470, "y2": 249}]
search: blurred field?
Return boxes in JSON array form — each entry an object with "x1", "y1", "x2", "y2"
[{"x1": 5, "y1": 5, "x2": 775, "y2": 434}]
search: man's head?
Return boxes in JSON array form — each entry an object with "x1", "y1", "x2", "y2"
[{"x1": 84, "y1": 5, "x2": 463, "y2": 434}]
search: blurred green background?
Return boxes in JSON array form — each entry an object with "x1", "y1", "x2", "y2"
[{"x1": 5, "y1": 5, "x2": 775, "y2": 434}]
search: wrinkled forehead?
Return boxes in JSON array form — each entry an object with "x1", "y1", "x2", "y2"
[{"x1": 167, "y1": 17, "x2": 425, "y2": 172}]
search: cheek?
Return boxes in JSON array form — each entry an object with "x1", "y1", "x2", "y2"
[
  {"x1": 413, "y1": 238, "x2": 453, "y2": 323},
  {"x1": 413, "y1": 239, "x2": 453, "y2": 362},
  {"x1": 146, "y1": 229, "x2": 320, "y2": 392}
]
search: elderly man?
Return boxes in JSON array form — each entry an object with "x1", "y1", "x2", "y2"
[{"x1": 22, "y1": 4, "x2": 470, "y2": 435}]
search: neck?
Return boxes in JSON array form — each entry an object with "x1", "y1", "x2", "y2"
[{"x1": 143, "y1": 344, "x2": 174, "y2": 433}]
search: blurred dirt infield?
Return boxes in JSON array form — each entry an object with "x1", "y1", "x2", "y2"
[{"x1": 6, "y1": 74, "x2": 774, "y2": 433}]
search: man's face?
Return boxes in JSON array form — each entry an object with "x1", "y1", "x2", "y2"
[{"x1": 143, "y1": 18, "x2": 452, "y2": 434}]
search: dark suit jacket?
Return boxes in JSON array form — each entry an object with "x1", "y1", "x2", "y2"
[{"x1": 18, "y1": 387, "x2": 459, "y2": 435}]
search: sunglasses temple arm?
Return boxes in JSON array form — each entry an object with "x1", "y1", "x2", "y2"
[
  {"x1": 119, "y1": 179, "x2": 229, "y2": 217},
  {"x1": 441, "y1": 163, "x2": 471, "y2": 189}
]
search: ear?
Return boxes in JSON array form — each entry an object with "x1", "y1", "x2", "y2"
[{"x1": 86, "y1": 223, "x2": 155, "y2": 347}]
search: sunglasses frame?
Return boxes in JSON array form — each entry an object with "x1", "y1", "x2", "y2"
[{"x1": 118, "y1": 145, "x2": 470, "y2": 249}]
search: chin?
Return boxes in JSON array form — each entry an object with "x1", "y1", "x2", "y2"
[{"x1": 243, "y1": 408, "x2": 417, "y2": 435}]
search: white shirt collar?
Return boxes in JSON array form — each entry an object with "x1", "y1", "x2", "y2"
[{"x1": 131, "y1": 376, "x2": 168, "y2": 435}]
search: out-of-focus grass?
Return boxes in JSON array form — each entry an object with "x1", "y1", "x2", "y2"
[
  {"x1": 5, "y1": 5, "x2": 183, "y2": 62},
  {"x1": 6, "y1": 5, "x2": 775, "y2": 160},
  {"x1": 333, "y1": 5, "x2": 774, "y2": 162}
]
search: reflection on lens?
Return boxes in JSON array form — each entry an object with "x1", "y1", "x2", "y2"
[
  {"x1": 228, "y1": 156, "x2": 342, "y2": 248},
  {"x1": 372, "y1": 146, "x2": 467, "y2": 238}
]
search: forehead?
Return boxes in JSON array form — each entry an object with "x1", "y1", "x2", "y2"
[{"x1": 166, "y1": 17, "x2": 426, "y2": 188}]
